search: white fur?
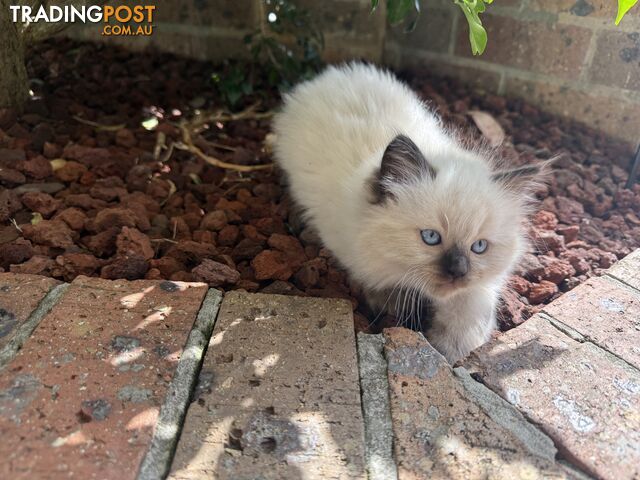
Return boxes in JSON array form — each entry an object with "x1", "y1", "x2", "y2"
[{"x1": 273, "y1": 63, "x2": 530, "y2": 363}]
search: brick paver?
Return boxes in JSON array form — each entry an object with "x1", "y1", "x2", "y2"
[
  {"x1": 464, "y1": 315, "x2": 640, "y2": 480},
  {"x1": 169, "y1": 291, "x2": 366, "y2": 480},
  {"x1": 0, "y1": 273, "x2": 62, "y2": 368},
  {"x1": 0, "y1": 276, "x2": 208, "y2": 480},
  {"x1": 543, "y1": 276, "x2": 640, "y2": 369},
  {"x1": 383, "y1": 327, "x2": 565, "y2": 480},
  {"x1": 607, "y1": 248, "x2": 640, "y2": 291}
]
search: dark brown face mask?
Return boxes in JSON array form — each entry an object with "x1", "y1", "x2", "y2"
[{"x1": 441, "y1": 246, "x2": 470, "y2": 280}]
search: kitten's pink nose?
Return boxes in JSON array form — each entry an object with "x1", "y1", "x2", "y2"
[{"x1": 442, "y1": 247, "x2": 469, "y2": 279}]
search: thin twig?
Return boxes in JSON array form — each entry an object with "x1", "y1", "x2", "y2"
[
  {"x1": 150, "y1": 238, "x2": 178, "y2": 244},
  {"x1": 72, "y1": 115, "x2": 126, "y2": 131},
  {"x1": 10, "y1": 218, "x2": 22, "y2": 233},
  {"x1": 177, "y1": 124, "x2": 273, "y2": 172},
  {"x1": 153, "y1": 131, "x2": 166, "y2": 160}
]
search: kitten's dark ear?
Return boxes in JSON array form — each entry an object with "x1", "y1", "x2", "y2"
[
  {"x1": 492, "y1": 158, "x2": 554, "y2": 190},
  {"x1": 370, "y1": 135, "x2": 435, "y2": 203}
]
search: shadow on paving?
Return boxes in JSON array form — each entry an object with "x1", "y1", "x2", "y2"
[{"x1": 167, "y1": 291, "x2": 366, "y2": 480}]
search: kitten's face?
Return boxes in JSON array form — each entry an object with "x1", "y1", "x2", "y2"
[{"x1": 354, "y1": 135, "x2": 539, "y2": 301}]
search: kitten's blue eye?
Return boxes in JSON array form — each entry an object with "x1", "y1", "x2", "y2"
[
  {"x1": 421, "y1": 229, "x2": 441, "y2": 246},
  {"x1": 471, "y1": 239, "x2": 488, "y2": 254}
]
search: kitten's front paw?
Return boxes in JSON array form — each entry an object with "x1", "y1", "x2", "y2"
[{"x1": 426, "y1": 327, "x2": 486, "y2": 364}]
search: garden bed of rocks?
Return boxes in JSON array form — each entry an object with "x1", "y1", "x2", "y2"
[{"x1": 1, "y1": 38, "x2": 639, "y2": 332}]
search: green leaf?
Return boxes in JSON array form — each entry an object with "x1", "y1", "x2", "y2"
[
  {"x1": 616, "y1": 0, "x2": 639, "y2": 24},
  {"x1": 371, "y1": 0, "x2": 380, "y2": 12},
  {"x1": 456, "y1": 0, "x2": 490, "y2": 55},
  {"x1": 387, "y1": 0, "x2": 415, "y2": 24}
]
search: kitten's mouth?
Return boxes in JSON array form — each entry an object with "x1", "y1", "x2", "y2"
[{"x1": 434, "y1": 277, "x2": 469, "y2": 296}]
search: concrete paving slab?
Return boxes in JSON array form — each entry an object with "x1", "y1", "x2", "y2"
[{"x1": 170, "y1": 291, "x2": 366, "y2": 480}]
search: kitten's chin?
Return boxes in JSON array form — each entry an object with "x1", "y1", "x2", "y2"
[{"x1": 427, "y1": 279, "x2": 470, "y2": 300}]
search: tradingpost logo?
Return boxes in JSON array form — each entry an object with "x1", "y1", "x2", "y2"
[{"x1": 9, "y1": 3, "x2": 156, "y2": 36}]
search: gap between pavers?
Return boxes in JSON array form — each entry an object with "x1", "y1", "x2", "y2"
[
  {"x1": 356, "y1": 333, "x2": 397, "y2": 480},
  {"x1": 137, "y1": 288, "x2": 223, "y2": 480},
  {"x1": 0, "y1": 283, "x2": 69, "y2": 370},
  {"x1": 382, "y1": 327, "x2": 569, "y2": 479},
  {"x1": 0, "y1": 273, "x2": 68, "y2": 370}
]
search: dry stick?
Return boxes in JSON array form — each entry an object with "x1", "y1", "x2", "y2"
[
  {"x1": 176, "y1": 123, "x2": 273, "y2": 172},
  {"x1": 186, "y1": 102, "x2": 274, "y2": 131},
  {"x1": 72, "y1": 115, "x2": 126, "y2": 131}
]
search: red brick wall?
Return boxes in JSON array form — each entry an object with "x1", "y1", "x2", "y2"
[{"x1": 384, "y1": 0, "x2": 640, "y2": 145}]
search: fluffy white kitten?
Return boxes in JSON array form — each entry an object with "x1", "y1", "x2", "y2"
[{"x1": 273, "y1": 63, "x2": 544, "y2": 363}]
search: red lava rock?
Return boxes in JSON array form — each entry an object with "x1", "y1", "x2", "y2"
[
  {"x1": 217, "y1": 225, "x2": 240, "y2": 246},
  {"x1": 169, "y1": 216, "x2": 191, "y2": 240},
  {"x1": 149, "y1": 256, "x2": 185, "y2": 277},
  {"x1": 9, "y1": 255, "x2": 56, "y2": 275},
  {"x1": 251, "y1": 250, "x2": 293, "y2": 281},
  {"x1": 169, "y1": 271, "x2": 197, "y2": 282},
  {"x1": 126, "y1": 165, "x2": 153, "y2": 191},
  {"x1": 232, "y1": 238, "x2": 263, "y2": 262},
  {"x1": 21, "y1": 220, "x2": 77, "y2": 249},
  {"x1": 90, "y1": 183, "x2": 127, "y2": 202},
  {"x1": 181, "y1": 212, "x2": 203, "y2": 231},
  {"x1": 531, "y1": 228, "x2": 565, "y2": 254},
  {"x1": 294, "y1": 262, "x2": 321, "y2": 289},
  {"x1": 241, "y1": 224, "x2": 266, "y2": 243},
  {"x1": 42, "y1": 141, "x2": 60, "y2": 158},
  {"x1": 145, "y1": 268, "x2": 163, "y2": 280},
  {"x1": 498, "y1": 289, "x2": 530, "y2": 329},
  {"x1": 561, "y1": 249, "x2": 592, "y2": 275},
  {"x1": 513, "y1": 253, "x2": 546, "y2": 281},
  {"x1": 100, "y1": 254, "x2": 149, "y2": 280},
  {"x1": 146, "y1": 178, "x2": 172, "y2": 200},
  {"x1": 192, "y1": 230, "x2": 216, "y2": 244},
  {"x1": 253, "y1": 217, "x2": 286, "y2": 236},
  {"x1": 0, "y1": 238, "x2": 34, "y2": 269},
  {"x1": 55, "y1": 161, "x2": 88, "y2": 182},
  {"x1": 92, "y1": 207, "x2": 139, "y2": 232},
  {"x1": 0, "y1": 190, "x2": 23, "y2": 222},
  {"x1": 192, "y1": 259, "x2": 241, "y2": 286},
  {"x1": 508, "y1": 275, "x2": 530, "y2": 296},
  {"x1": 200, "y1": 210, "x2": 228, "y2": 231},
  {"x1": 268, "y1": 233, "x2": 307, "y2": 268},
  {"x1": 528, "y1": 281, "x2": 558, "y2": 304},
  {"x1": 591, "y1": 248, "x2": 618, "y2": 268},
  {"x1": 540, "y1": 257, "x2": 576, "y2": 284},
  {"x1": 116, "y1": 226, "x2": 154, "y2": 260},
  {"x1": 532, "y1": 210, "x2": 558, "y2": 230},
  {"x1": 115, "y1": 128, "x2": 137, "y2": 148},
  {"x1": 0, "y1": 167, "x2": 26, "y2": 185},
  {"x1": 20, "y1": 191, "x2": 61, "y2": 217},
  {"x1": 556, "y1": 224, "x2": 579, "y2": 242},
  {"x1": 166, "y1": 240, "x2": 217, "y2": 266},
  {"x1": 20, "y1": 155, "x2": 52, "y2": 179},
  {"x1": 63, "y1": 193, "x2": 107, "y2": 210},
  {"x1": 54, "y1": 207, "x2": 87, "y2": 230},
  {"x1": 259, "y1": 280, "x2": 306, "y2": 296},
  {"x1": 554, "y1": 196, "x2": 585, "y2": 224},
  {"x1": 82, "y1": 227, "x2": 120, "y2": 257},
  {"x1": 52, "y1": 253, "x2": 103, "y2": 280},
  {"x1": 62, "y1": 143, "x2": 111, "y2": 168}
]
